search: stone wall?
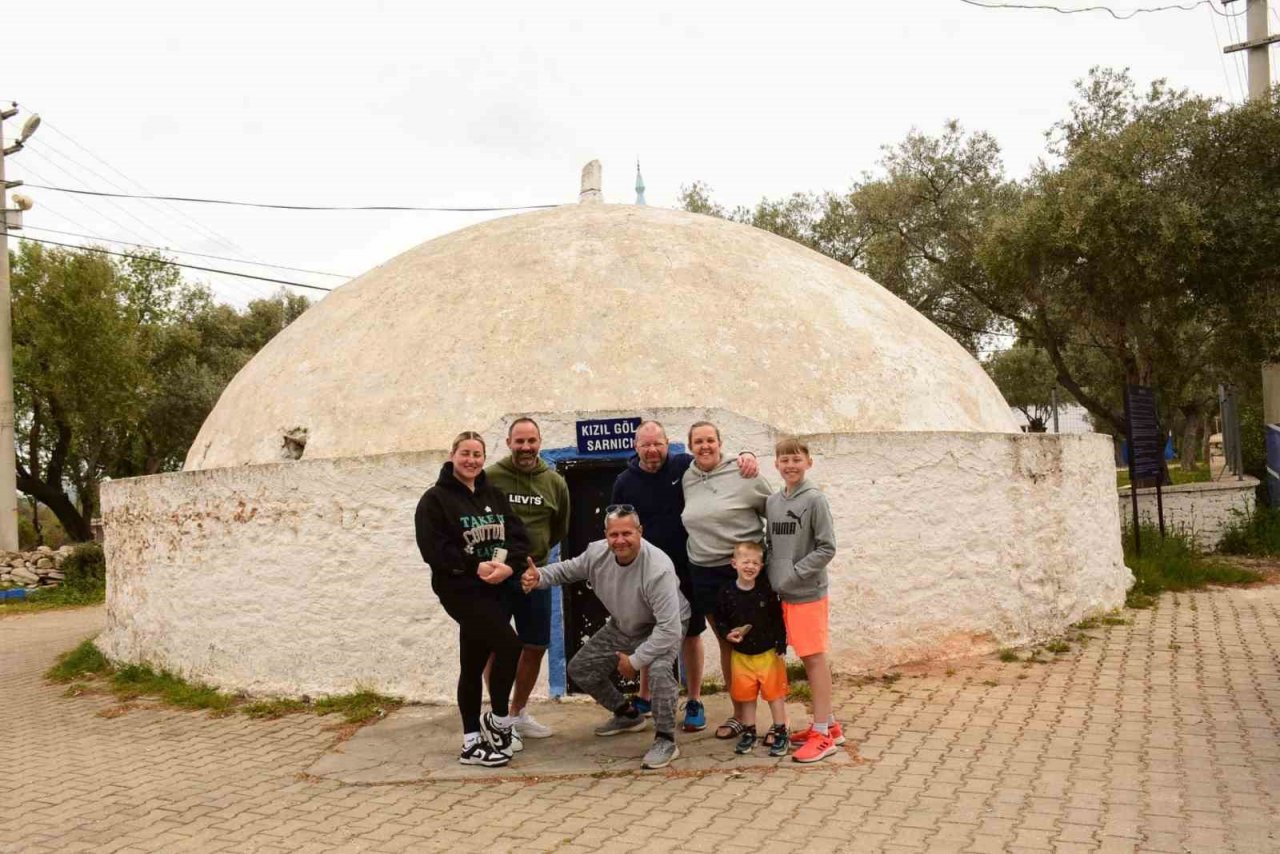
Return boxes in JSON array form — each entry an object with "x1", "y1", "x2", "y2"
[
  {"x1": 1117, "y1": 477, "x2": 1259, "y2": 549},
  {"x1": 98, "y1": 423, "x2": 1128, "y2": 703},
  {"x1": 0, "y1": 546, "x2": 77, "y2": 589}
]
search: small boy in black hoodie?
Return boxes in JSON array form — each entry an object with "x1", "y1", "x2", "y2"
[{"x1": 714, "y1": 541, "x2": 789, "y2": 756}]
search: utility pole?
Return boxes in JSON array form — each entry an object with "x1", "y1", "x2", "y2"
[
  {"x1": 1222, "y1": 0, "x2": 1278, "y2": 100},
  {"x1": 1223, "y1": 2, "x2": 1280, "y2": 501},
  {"x1": 0, "y1": 105, "x2": 38, "y2": 552}
]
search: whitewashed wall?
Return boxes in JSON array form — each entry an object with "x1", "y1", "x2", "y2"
[
  {"x1": 99, "y1": 429, "x2": 1128, "y2": 702},
  {"x1": 1117, "y1": 477, "x2": 1259, "y2": 549}
]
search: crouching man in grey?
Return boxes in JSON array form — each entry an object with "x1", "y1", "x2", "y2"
[{"x1": 521, "y1": 505, "x2": 689, "y2": 770}]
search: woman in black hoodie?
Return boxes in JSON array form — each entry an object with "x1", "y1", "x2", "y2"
[{"x1": 415, "y1": 431, "x2": 531, "y2": 767}]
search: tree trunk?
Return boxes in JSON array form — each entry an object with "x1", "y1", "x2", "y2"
[
  {"x1": 30, "y1": 498, "x2": 41, "y2": 547},
  {"x1": 1180, "y1": 408, "x2": 1201, "y2": 472},
  {"x1": 15, "y1": 470, "x2": 91, "y2": 542}
]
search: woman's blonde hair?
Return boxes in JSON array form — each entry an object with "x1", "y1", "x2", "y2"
[{"x1": 450, "y1": 431, "x2": 486, "y2": 454}]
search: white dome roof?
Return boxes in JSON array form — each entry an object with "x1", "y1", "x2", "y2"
[{"x1": 185, "y1": 204, "x2": 1016, "y2": 470}]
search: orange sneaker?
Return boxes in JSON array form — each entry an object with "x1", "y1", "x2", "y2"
[
  {"x1": 789, "y1": 720, "x2": 844, "y2": 746},
  {"x1": 792, "y1": 730, "x2": 839, "y2": 763}
]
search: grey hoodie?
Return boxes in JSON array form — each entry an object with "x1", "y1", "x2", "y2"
[
  {"x1": 766, "y1": 480, "x2": 837, "y2": 604},
  {"x1": 682, "y1": 459, "x2": 772, "y2": 566},
  {"x1": 536, "y1": 540, "x2": 690, "y2": 669}
]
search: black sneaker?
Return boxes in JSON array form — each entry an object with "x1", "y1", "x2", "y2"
[
  {"x1": 734, "y1": 728, "x2": 758, "y2": 755},
  {"x1": 459, "y1": 740, "x2": 509, "y2": 767},
  {"x1": 765, "y1": 724, "x2": 789, "y2": 757},
  {"x1": 480, "y1": 712, "x2": 515, "y2": 757}
]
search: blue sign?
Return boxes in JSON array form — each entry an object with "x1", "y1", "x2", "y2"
[{"x1": 575, "y1": 417, "x2": 641, "y2": 455}]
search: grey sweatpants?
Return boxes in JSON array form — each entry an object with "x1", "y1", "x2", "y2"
[{"x1": 568, "y1": 618, "x2": 685, "y2": 737}]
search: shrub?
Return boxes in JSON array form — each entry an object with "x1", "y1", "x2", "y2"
[
  {"x1": 1218, "y1": 506, "x2": 1280, "y2": 556},
  {"x1": 60, "y1": 543, "x2": 106, "y2": 593},
  {"x1": 1124, "y1": 524, "x2": 1260, "y2": 607}
]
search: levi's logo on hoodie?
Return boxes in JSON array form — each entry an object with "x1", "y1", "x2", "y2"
[{"x1": 507, "y1": 493, "x2": 545, "y2": 506}]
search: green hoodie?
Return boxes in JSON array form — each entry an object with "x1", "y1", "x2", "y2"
[{"x1": 484, "y1": 455, "x2": 570, "y2": 566}]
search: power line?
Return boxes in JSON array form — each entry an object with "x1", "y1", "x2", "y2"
[
  {"x1": 25, "y1": 183, "x2": 562, "y2": 213},
  {"x1": 15, "y1": 236, "x2": 333, "y2": 293},
  {"x1": 1208, "y1": 1, "x2": 1239, "y2": 102},
  {"x1": 957, "y1": 0, "x2": 1244, "y2": 17},
  {"x1": 38, "y1": 117, "x2": 268, "y2": 262},
  {"x1": 22, "y1": 226, "x2": 353, "y2": 279}
]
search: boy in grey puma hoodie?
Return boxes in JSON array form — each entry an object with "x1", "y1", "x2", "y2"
[{"x1": 766, "y1": 437, "x2": 841, "y2": 764}]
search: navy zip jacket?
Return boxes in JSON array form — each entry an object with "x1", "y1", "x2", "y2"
[
  {"x1": 415, "y1": 462, "x2": 531, "y2": 594},
  {"x1": 611, "y1": 452, "x2": 695, "y2": 574}
]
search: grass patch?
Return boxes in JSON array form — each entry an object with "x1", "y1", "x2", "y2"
[
  {"x1": 46, "y1": 636, "x2": 402, "y2": 727},
  {"x1": 698, "y1": 678, "x2": 724, "y2": 696},
  {"x1": 242, "y1": 698, "x2": 308, "y2": 719},
  {"x1": 787, "y1": 682, "x2": 812, "y2": 702},
  {"x1": 45, "y1": 638, "x2": 111, "y2": 682},
  {"x1": 1045, "y1": 640, "x2": 1071, "y2": 655},
  {"x1": 1124, "y1": 524, "x2": 1261, "y2": 608},
  {"x1": 1100, "y1": 615, "x2": 1129, "y2": 625},
  {"x1": 1218, "y1": 506, "x2": 1280, "y2": 556},
  {"x1": 784, "y1": 660, "x2": 808, "y2": 682},
  {"x1": 110, "y1": 664, "x2": 237, "y2": 711},
  {"x1": 314, "y1": 690, "x2": 403, "y2": 724},
  {"x1": 1, "y1": 583, "x2": 105, "y2": 614},
  {"x1": 997, "y1": 648, "x2": 1020, "y2": 663},
  {"x1": 1116, "y1": 464, "x2": 1210, "y2": 488}
]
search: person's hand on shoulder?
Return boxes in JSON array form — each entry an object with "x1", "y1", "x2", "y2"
[{"x1": 736, "y1": 452, "x2": 758, "y2": 478}]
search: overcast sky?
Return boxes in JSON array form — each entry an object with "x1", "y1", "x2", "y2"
[{"x1": 5, "y1": 1, "x2": 1274, "y2": 306}]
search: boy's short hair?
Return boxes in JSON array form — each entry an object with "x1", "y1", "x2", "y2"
[
  {"x1": 774, "y1": 436, "x2": 810, "y2": 457},
  {"x1": 733, "y1": 541, "x2": 765, "y2": 559}
]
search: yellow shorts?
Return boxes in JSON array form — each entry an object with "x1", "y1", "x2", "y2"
[
  {"x1": 729, "y1": 650, "x2": 788, "y2": 703},
  {"x1": 782, "y1": 597, "x2": 830, "y2": 658}
]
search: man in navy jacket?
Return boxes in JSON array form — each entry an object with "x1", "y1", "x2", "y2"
[{"x1": 611, "y1": 419, "x2": 757, "y2": 731}]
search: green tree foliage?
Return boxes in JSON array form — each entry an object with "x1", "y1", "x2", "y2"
[
  {"x1": 984, "y1": 344, "x2": 1069, "y2": 433},
  {"x1": 681, "y1": 69, "x2": 1280, "y2": 461},
  {"x1": 10, "y1": 241, "x2": 310, "y2": 540},
  {"x1": 679, "y1": 122, "x2": 1013, "y2": 354}
]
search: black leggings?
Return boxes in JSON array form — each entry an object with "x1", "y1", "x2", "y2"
[{"x1": 434, "y1": 582, "x2": 523, "y2": 733}]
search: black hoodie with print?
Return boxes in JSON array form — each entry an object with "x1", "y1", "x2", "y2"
[{"x1": 415, "y1": 462, "x2": 532, "y2": 595}]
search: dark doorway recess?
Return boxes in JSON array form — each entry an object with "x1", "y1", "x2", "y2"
[{"x1": 557, "y1": 457, "x2": 630, "y2": 695}]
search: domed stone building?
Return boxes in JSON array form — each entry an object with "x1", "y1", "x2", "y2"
[{"x1": 99, "y1": 176, "x2": 1128, "y2": 702}]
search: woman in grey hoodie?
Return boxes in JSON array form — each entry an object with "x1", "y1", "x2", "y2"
[{"x1": 681, "y1": 420, "x2": 772, "y2": 738}]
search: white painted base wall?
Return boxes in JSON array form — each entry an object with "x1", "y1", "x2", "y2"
[
  {"x1": 1117, "y1": 477, "x2": 1258, "y2": 549},
  {"x1": 98, "y1": 429, "x2": 1128, "y2": 703}
]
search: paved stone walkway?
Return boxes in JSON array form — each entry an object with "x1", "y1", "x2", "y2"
[{"x1": 3, "y1": 585, "x2": 1280, "y2": 853}]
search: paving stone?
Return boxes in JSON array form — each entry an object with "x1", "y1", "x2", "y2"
[{"x1": 5, "y1": 583, "x2": 1280, "y2": 852}]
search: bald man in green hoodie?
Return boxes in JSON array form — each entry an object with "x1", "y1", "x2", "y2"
[{"x1": 485, "y1": 417, "x2": 570, "y2": 739}]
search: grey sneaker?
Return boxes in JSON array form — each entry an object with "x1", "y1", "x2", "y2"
[
  {"x1": 641, "y1": 738, "x2": 680, "y2": 769},
  {"x1": 594, "y1": 713, "x2": 648, "y2": 737}
]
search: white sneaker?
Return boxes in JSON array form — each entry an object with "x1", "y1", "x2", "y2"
[{"x1": 514, "y1": 712, "x2": 553, "y2": 739}]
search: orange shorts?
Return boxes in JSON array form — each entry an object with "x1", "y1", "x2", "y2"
[
  {"x1": 782, "y1": 597, "x2": 829, "y2": 657},
  {"x1": 729, "y1": 650, "x2": 788, "y2": 703}
]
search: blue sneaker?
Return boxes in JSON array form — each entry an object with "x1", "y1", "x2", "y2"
[
  {"x1": 681, "y1": 699, "x2": 707, "y2": 732},
  {"x1": 631, "y1": 696, "x2": 653, "y2": 718}
]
